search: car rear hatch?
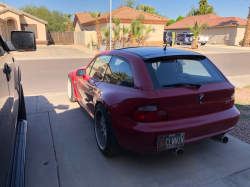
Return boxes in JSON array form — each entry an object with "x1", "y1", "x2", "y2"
[{"x1": 144, "y1": 55, "x2": 234, "y2": 120}]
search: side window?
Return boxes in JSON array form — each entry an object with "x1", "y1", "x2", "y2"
[
  {"x1": 89, "y1": 55, "x2": 112, "y2": 80},
  {"x1": 104, "y1": 56, "x2": 134, "y2": 88},
  {"x1": 86, "y1": 59, "x2": 96, "y2": 75}
]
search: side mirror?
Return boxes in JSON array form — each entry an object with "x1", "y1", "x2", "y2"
[
  {"x1": 11, "y1": 31, "x2": 36, "y2": 51},
  {"x1": 76, "y1": 69, "x2": 86, "y2": 76}
]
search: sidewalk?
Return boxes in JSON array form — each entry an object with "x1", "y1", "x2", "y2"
[{"x1": 13, "y1": 44, "x2": 97, "y2": 60}]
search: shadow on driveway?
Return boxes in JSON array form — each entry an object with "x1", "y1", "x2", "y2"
[{"x1": 25, "y1": 93, "x2": 250, "y2": 187}]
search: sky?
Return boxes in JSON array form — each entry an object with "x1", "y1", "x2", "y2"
[{"x1": 2, "y1": 0, "x2": 250, "y2": 20}]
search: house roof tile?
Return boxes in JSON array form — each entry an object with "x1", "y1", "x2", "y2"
[
  {"x1": 165, "y1": 14, "x2": 247, "y2": 30},
  {"x1": 73, "y1": 7, "x2": 169, "y2": 27}
]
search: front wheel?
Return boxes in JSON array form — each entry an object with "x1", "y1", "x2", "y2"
[
  {"x1": 94, "y1": 103, "x2": 123, "y2": 156},
  {"x1": 68, "y1": 75, "x2": 77, "y2": 102},
  {"x1": 201, "y1": 43, "x2": 206, "y2": 46}
]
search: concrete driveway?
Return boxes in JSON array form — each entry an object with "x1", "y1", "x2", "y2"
[{"x1": 25, "y1": 92, "x2": 250, "y2": 187}]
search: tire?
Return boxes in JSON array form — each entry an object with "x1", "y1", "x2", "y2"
[
  {"x1": 201, "y1": 43, "x2": 206, "y2": 46},
  {"x1": 18, "y1": 85, "x2": 27, "y2": 120},
  {"x1": 94, "y1": 103, "x2": 123, "y2": 156},
  {"x1": 179, "y1": 40, "x2": 183, "y2": 45},
  {"x1": 68, "y1": 75, "x2": 77, "y2": 102}
]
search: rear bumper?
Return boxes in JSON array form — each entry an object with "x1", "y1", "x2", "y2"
[{"x1": 109, "y1": 106, "x2": 240, "y2": 154}]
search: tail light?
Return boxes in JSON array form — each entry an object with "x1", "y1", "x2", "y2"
[
  {"x1": 184, "y1": 37, "x2": 186, "y2": 39},
  {"x1": 198, "y1": 37, "x2": 200, "y2": 40},
  {"x1": 165, "y1": 36, "x2": 168, "y2": 39},
  {"x1": 223, "y1": 92, "x2": 235, "y2": 110},
  {"x1": 131, "y1": 106, "x2": 168, "y2": 122}
]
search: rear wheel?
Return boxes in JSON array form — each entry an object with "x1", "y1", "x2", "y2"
[
  {"x1": 68, "y1": 75, "x2": 77, "y2": 102},
  {"x1": 94, "y1": 103, "x2": 123, "y2": 156},
  {"x1": 201, "y1": 43, "x2": 206, "y2": 46}
]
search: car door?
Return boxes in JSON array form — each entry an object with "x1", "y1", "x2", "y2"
[
  {"x1": 76, "y1": 55, "x2": 112, "y2": 115},
  {"x1": 0, "y1": 41, "x2": 16, "y2": 186}
]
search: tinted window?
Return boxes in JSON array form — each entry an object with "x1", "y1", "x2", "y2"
[
  {"x1": 167, "y1": 32, "x2": 172, "y2": 36},
  {"x1": 145, "y1": 57, "x2": 226, "y2": 89},
  {"x1": 89, "y1": 55, "x2": 112, "y2": 80},
  {"x1": 104, "y1": 56, "x2": 134, "y2": 87}
]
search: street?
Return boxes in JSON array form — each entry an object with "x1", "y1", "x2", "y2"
[
  {"x1": 18, "y1": 52, "x2": 250, "y2": 95},
  {"x1": 16, "y1": 47, "x2": 250, "y2": 187}
]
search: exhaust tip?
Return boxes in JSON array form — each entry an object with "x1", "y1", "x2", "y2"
[
  {"x1": 176, "y1": 148, "x2": 184, "y2": 156},
  {"x1": 222, "y1": 136, "x2": 229, "y2": 144}
]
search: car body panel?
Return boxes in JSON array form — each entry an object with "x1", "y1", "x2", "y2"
[{"x1": 109, "y1": 106, "x2": 239, "y2": 153}]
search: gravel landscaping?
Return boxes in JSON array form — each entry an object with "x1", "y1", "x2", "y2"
[{"x1": 229, "y1": 87, "x2": 250, "y2": 144}]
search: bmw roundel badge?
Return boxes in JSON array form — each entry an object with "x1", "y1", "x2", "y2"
[{"x1": 199, "y1": 94, "x2": 204, "y2": 100}]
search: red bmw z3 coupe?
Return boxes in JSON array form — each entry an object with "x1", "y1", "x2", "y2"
[{"x1": 67, "y1": 47, "x2": 240, "y2": 156}]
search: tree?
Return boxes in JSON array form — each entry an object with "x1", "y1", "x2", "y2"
[
  {"x1": 20, "y1": 4, "x2": 74, "y2": 32},
  {"x1": 90, "y1": 11, "x2": 102, "y2": 48},
  {"x1": 118, "y1": 0, "x2": 136, "y2": 8},
  {"x1": 186, "y1": 0, "x2": 216, "y2": 17},
  {"x1": 186, "y1": 6, "x2": 198, "y2": 17},
  {"x1": 141, "y1": 24, "x2": 153, "y2": 45},
  {"x1": 197, "y1": 0, "x2": 216, "y2": 15},
  {"x1": 184, "y1": 21, "x2": 208, "y2": 49},
  {"x1": 122, "y1": 26, "x2": 129, "y2": 42},
  {"x1": 242, "y1": 6, "x2": 250, "y2": 47},
  {"x1": 176, "y1": 16, "x2": 184, "y2": 22},
  {"x1": 130, "y1": 14, "x2": 146, "y2": 44},
  {"x1": 166, "y1": 19, "x2": 176, "y2": 26},
  {"x1": 112, "y1": 17, "x2": 121, "y2": 42},
  {"x1": 136, "y1": 4, "x2": 155, "y2": 14},
  {"x1": 101, "y1": 27, "x2": 110, "y2": 50},
  {"x1": 64, "y1": 14, "x2": 73, "y2": 32}
]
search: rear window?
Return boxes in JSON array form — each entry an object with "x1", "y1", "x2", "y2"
[
  {"x1": 167, "y1": 32, "x2": 172, "y2": 36},
  {"x1": 186, "y1": 34, "x2": 193, "y2": 37},
  {"x1": 145, "y1": 57, "x2": 226, "y2": 89}
]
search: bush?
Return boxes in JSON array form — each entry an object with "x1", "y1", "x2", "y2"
[{"x1": 239, "y1": 39, "x2": 250, "y2": 45}]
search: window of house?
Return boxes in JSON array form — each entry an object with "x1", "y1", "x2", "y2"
[
  {"x1": 21, "y1": 24, "x2": 37, "y2": 38},
  {"x1": 103, "y1": 56, "x2": 134, "y2": 88}
]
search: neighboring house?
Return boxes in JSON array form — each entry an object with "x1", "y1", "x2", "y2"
[
  {"x1": 165, "y1": 14, "x2": 247, "y2": 46},
  {"x1": 73, "y1": 7, "x2": 169, "y2": 46},
  {"x1": 0, "y1": 3, "x2": 47, "y2": 44}
]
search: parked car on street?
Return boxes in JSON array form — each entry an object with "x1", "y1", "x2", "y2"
[
  {"x1": 68, "y1": 47, "x2": 240, "y2": 156},
  {"x1": 176, "y1": 33, "x2": 194, "y2": 45},
  {"x1": 198, "y1": 35, "x2": 209, "y2": 45},
  {"x1": 163, "y1": 31, "x2": 173, "y2": 46},
  {"x1": 176, "y1": 33, "x2": 209, "y2": 45},
  {"x1": 0, "y1": 31, "x2": 36, "y2": 187}
]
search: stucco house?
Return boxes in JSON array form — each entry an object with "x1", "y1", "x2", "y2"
[
  {"x1": 73, "y1": 7, "x2": 169, "y2": 46},
  {"x1": 165, "y1": 14, "x2": 247, "y2": 46},
  {"x1": 0, "y1": 2, "x2": 47, "y2": 44}
]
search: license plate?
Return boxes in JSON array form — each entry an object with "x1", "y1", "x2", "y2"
[{"x1": 157, "y1": 132, "x2": 185, "y2": 151}]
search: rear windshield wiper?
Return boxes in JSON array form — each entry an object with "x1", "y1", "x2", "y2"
[{"x1": 161, "y1": 83, "x2": 201, "y2": 88}]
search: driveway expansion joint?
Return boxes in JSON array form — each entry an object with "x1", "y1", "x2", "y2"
[{"x1": 47, "y1": 111, "x2": 61, "y2": 187}]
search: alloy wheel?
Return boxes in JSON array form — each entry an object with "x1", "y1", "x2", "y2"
[{"x1": 95, "y1": 109, "x2": 107, "y2": 150}]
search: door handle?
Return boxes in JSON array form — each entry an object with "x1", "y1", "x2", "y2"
[{"x1": 3, "y1": 63, "x2": 11, "y2": 82}]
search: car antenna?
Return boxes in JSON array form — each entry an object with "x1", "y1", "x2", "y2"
[{"x1": 163, "y1": 44, "x2": 167, "y2": 51}]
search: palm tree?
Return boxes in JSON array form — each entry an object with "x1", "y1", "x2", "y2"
[
  {"x1": 63, "y1": 22, "x2": 68, "y2": 32},
  {"x1": 242, "y1": 6, "x2": 250, "y2": 47},
  {"x1": 90, "y1": 11, "x2": 102, "y2": 48},
  {"x1": 112, "y1": 17, "x2": 121, "y2": 43},
  {"x1": 101, "y1": 27, "x2": 110, "y2": 50},
  {"x1": 64, "y1": 14, "x2": 73, "y2": 32},
  {"x1": 184, "y1": 21, "x2": 208, "y2": 49},
  {"x1": 122, "y1": 26, "x2": 129, "y2": 42},
  {"x1": 130, "y1": 15, "x2": 146, "y2": 45},
  {"x1": 141, "y1": 25, "x2": 153, "y2": 45}
]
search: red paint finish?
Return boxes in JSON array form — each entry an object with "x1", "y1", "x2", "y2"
[{"x1": 68, "y1": 48, "x2": 240, "y2": 154}]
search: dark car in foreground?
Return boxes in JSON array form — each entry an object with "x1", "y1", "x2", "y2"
[
  {"x1": 68, "y1": 47, "x2": 240, "y2": 156},
  {"x1": 0, "y1": 31, "x2": 36, "y2": 187}
]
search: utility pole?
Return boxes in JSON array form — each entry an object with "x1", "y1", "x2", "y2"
[{"x1": 110, "y1": 0, "x2": 112, "y2": 50}]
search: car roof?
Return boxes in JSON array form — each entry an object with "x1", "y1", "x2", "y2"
[{"x1": 117, "y1": 47, "x2": 204, "y2": 60}]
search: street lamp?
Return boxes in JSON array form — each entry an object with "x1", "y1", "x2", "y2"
[{"x1": 110, "y1": 0, "x2": 112, "y2": 50}]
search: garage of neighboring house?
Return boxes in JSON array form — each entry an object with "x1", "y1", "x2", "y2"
[
  {"x1": 73, "y1": 6, "x2": 169, "y2": 46},
  {"x1": 165, "y1": 14, "x2": 247, "y2": 46},
  {"x1": 0, "y1": 2, "x2": 47, "y2": 44}
]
